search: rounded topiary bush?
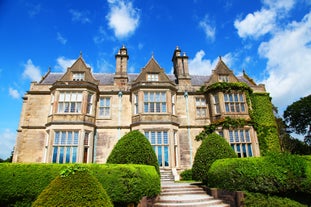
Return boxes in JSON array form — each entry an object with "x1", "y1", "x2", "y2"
[
  {"x1": 192, "y1": 133, "x2": 237, "y2": 182},
  {"x1": 107, "y1": 130, "x2": 160, "y2": 174},
  {"x1": 32, "y1": 165, "x2": 113, "y2": 207}
]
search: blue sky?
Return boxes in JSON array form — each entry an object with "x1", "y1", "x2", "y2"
[{"x1": 1, "y1": 0, "x2": 311, "y2": 159}]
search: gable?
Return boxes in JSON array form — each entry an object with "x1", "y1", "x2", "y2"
[
  {"x1": 207, "y1": 58, "x2": 240, "y2": 85},
  {"x1": 134, "y1": 57, "x2": 172, "y2": 83},
  {"x1": 58, "y1": 56, "x2": 99, "y2": 84}
]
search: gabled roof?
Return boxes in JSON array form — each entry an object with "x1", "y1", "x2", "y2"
[
  {"x1": 213, "y1": 57, "x2": 232, "y2": 75},
  {"x1": 57, "y1": 56, "x2": 99, "y2": 84},
  {"x1": 134, "y1": 57, "x2": 172, "y2": 83}
]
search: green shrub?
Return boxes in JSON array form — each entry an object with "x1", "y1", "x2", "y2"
[
  {"x1": 180, "y1": 169, "x2": 193, "y2": 181},
  {"x1": 0, "y1": 163, "x2": 65, "y2": 207},
  {"x1": 192, "y1": 133, "x2": 237, "y2": 182},
  {"x1": 89, "y1": 164, "x2": 160, "y2": 205},
  {"x1": 32, "y1": 165, "x2": 113, "y2": 207},
  {"x1": 107, "y1": 130, "x2": 160, "y2": 174},
  {"x1": 244, "y1": 192, "x2": 307, "y2": 207},
  {"x1": 0, "y1": 163, "x2": 160, "y2": 207},
  {"x1": 207, "y1": 153, "x2": 309, "y2": 194}
]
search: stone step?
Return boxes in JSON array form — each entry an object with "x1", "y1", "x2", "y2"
[{"x1": 154, "y1": 182, "x2": 230, "y2": 207}]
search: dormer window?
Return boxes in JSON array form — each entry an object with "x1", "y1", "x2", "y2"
[
  {"x1": 73, "y1": 73, "x2": 85, "y2": 81},
  {"x1": 147, "y1": 73, "x2": 159, "y2": 81},
  {"x1": 219, "y1": 75, "x2": 229, "y2": 82}
]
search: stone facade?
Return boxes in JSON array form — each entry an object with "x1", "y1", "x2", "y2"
[{"x1": 13, "y1": 46, "x2": 265, "y2": 171}]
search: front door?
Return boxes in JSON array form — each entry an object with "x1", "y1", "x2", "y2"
[{"x1": 145, "y1": 131, "x2": 169, "y2": 167}]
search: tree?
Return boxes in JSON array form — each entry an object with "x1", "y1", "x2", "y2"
[
  {"x1": 107, "y1": 130, "x2": 160, "y2": 174},
  {"x1": 192, "y1": 133, "x2": 237, "y2": 183},
  {"x1": 284, "y1": 94, "x2": 311, "y2": 145}
]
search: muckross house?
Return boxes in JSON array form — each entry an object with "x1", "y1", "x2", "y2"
[{"x1": 13, "y1": 45, "x2": 268, "y2": 172}]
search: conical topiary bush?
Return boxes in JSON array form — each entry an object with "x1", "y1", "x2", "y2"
[
  {"x1": 107, "y1": 130, "x2": 160, "y2": 174},
  {"x1": 192, "y1": 132, "x2": 237, "y2": 183},
  {"x1": 32, "y1": 165, "x2": 113, "y2": 207}
]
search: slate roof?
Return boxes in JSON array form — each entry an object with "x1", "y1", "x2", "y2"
[{"x1": 39, "y1": 72, "x2": 253, "y2": 86}]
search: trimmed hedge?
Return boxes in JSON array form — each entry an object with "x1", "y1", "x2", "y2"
[
  {"x1": 180, "y1": 169, "x2": 193, "y2": 181},
  {"x1": 244, "y1": 192, "x2": 307, "y2": 207},
  {"x1": 107, "y1": 130, "x2": 160, "y2": 174},
  {"x1": 32, "y1": 166, "x2": 113, "y2": 207},
  {"x1": 192, "y1": 133, "x2": 237, "y2": 182},
  {"x1": 207, "y1": 153, "x2": 310, "y2": 195},
  {"x1": 0, "y1": 163, "x2": 160, "y2": 207}
]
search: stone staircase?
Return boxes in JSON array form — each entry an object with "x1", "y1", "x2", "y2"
[{"x1": 154, "y1": 170, "x2": 229, "y2": 207}]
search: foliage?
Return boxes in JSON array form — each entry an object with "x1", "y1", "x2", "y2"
[
  {"x1": 197, "y1": 82, "x2": 280, "y2": 155},
  {"x1": 196, "y1": 117, "x2": 254, "y2": 141},
  {"x1": 204, "y1": 82, "x2": 253, "y2": 94},
  {"x1": 284, "y1": 94, "x2": 311, "y2": 144},
  {"x1": 89, "y1": 164, "x2": 160, "y2": 206},
  {"x1": 277, "y1": 116, "x2": 311, "y2": 155},
  {"x1": 244, "y1": 192, "x2": 307, "y2": 207},
  {"x1": 32, "y1": 167, "x2": 112, "y2": 207},
  {"x1": 192, "y1": 133, "x2": 237, "y2": 182},
  {"x1": 250, "y1": 93, "x2": 280, "y2": 155},
  {"x1": 180, "y1": 169, "x2": 193, "y2": 181},
  {"x1": 107, "y1": 130, "x2": 160, "y2": 174},
  {"x1": 207, "y1": 153, "x2": 310, "y2": 195},
  {"x1": 0, "y1": 163, "x2": 160, "y2": 207}
]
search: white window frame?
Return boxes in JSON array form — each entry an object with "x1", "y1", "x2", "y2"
[
  {"x1": 224, "y1": 93, "x2": 246, "y2": 113},
  {"x1": 73, "y1": 72, "x2": 85, "y2": 81},
  {"x1": 147, "y1": 74, "x2": 159, "y2": 81},
  {"x1": 57, "y1": 91, "x2": 82, "y2": 114},
  {"x1": 99, "y1": 97, "x2": 111, "y2": 118},
  {"x1": 229, "y1": 129, "x2": 253, "y2": 157},
  {"x1": 52, "y1": 131, "x2": 79, "y2": 163},
  {"x1": 144, "y1": 91, "x2": 167, "y2": 113},
  {"x1": 196, "y1": 97, "x2": 207, "y2": 118}
]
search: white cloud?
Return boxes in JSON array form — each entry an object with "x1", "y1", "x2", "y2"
[
  {"x1": 263, "y1": 0, "x2": 295, "y2": 11},
  {"x1": 188, "y1": 50, "x2": 233, "y2": 75},
  {"x1": 0, "y1": 129, "x2": 16, "y2": 159},
  {"x1": 259, "y1": 11, "x2": 311, "y2": 112},
  {"x1": 57, "y1": 32, "x2": 67, "y2": 45},
  {"x1": 23, "y1": 59, "x2": 42, "y2": 82},
  {"x1": 106, "y1": 0, "x2": 140, "y2": 39},
  {"x1": 69, "y1": 9, "x2": 91, "y2": 24},
  {"x1": 234, "y1": 9, "x2": 276, "y2": 38},
  {"x1": 9, "y1": 88, "x2": 21, "y2": 99},
  {"x1": 199, "y1": 16, "x2": 216, "y2": 41},
  {"x1": 55, "y1": 57, "x2": 76, "y2": 72}
]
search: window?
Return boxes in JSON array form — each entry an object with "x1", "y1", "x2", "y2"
[
  {"x1": 147, "y1": 74, "x2": 159, "y2": 81},
  {"x1": 145, "y1": 131, "x2": 169, "y2": 167},
  {"x1": 172, "y1": 94, "x2": 176, "y2": 115},
  {"x1": 58, "y1": 91, "x2": 82, "y2": 113},
  {"x1": 219, "y1": 75, "x2": 229, "y2": 82},
  {"x1": 196, "y1": 97, "x2": 207, "y2": 118},
  {"x1": 52, "y1": 131, "x2": 79, "y2": 163},
  {"x1": 99, "y1": 97, "x2": 111, "y2": 117},
  {"x1": 213, "y1": 94, "x2": 220, "y2": 114},
  {"x1": 134, "y1": 93, "x2": 138, "y2": 114},
  {"x1": 49, "y1": 94, "x2": 54, "y2": 115},
  {"x1": 86, "y1": 93, "x2": 93, "y2": 114},
  {"x1": 73, "y1": 73, "x2": 85, "y2": 81},
  {"x1": 83, "y1": 132, "x2": 90, "y2": 163},
  {"x1": 144, "y1": 92, "x2": 166, "y2": 113},
  {"x1": 224, "y1": 93, "x2": 245, "y2": 113},
  {"x1": 229, "y1": 129, "x2": 253, "y2": 157}
]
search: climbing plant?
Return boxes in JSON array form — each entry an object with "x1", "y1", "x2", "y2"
[{"x1": 196, "y1": 82, "x2": 280, "y2": 155}]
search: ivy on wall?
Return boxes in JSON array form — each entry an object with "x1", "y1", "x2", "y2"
[
  {"x1": 250, "y1": 93, "x2": 280, "y2": 155},
  {"x1": 196, "y1": 82, "x2": 280, "y2": 155}
]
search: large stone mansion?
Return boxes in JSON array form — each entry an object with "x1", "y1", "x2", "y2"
[{"x1": 13, "y1": 46, "x2": 265, "y2": 171}]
